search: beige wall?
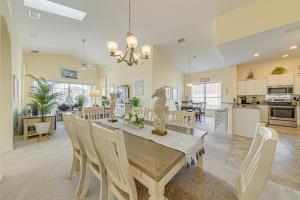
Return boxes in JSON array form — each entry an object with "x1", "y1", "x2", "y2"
[
  {"x1": 0, "y1": 0, "x2": 23, "y2": 181},
  {"x1": 216, "y1": 0, "x2": 300, "y2": 45},
  {"x1": 152, "y1": 47, "x2": 184, "y2": 110},
  {"x1": 99, "y1": 50, "x2": 154, "y2": 106},
  {"x1": 23, "y1": 53, "x2": 101, "y2": 104},
  {"x1": 237, "y1": 57, "x2": 300, "y2": 81},
  {"x1": 184, "y1": 66, "x2": 237, "y2": 102},
  {"x1": 99, "y1": 46, "x2": 184, "y2": 109}
]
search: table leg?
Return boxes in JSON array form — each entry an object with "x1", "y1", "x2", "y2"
[{"x1": 148, "y1": 180, "x2": 165, "y2": 200}]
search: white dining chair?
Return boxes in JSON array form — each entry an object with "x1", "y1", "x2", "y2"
[
  {"x1": 74, "y1": 116, "x2": 107, "y2": 200},
  {"x1": 164, "y1": 123, "x2": 278, "y2": 200},
  {"x1": 91, "y1": 123, "x2": 149, "y2": 200},
  {"x1": 131, "y1": 106, "x2": 145, "y2": 115},
  {"x1": 144, "y1": 107, "x2": 154, "y2": 121},
  {"x1": 82, "y1": 106, "x2": 105, "y2": 121},
  {"x1": 62, "y1": 113, "x2": 81, "y2": 179},
  {"x1": 168, "y1": 110, "x2": 196, "y2": 129}
]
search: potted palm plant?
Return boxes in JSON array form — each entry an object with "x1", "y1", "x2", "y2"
[
  {"x1": 27, "y1": 75, "x2": 61, "y2": 135},
  {"x1": 77, "y1": 95, "x2": 84, "y2": 111}
]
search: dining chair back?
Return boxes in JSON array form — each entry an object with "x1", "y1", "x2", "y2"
[
  {"x1": 92, "y1": 124, "x2": 138, "y2": 200},
  {"x1": 144, "y1": 107, "x2": 154, "y2": 121},
  {"x1": 82, "y1": 106, "x2": 105, "y2": 121},
  {"x1": 236, "y1": 123, "x2": 278, "y2": 200},
  {"x1": 168, "y1": 110, "x2": 195, "y2": 129},
  {"x1": 73, "y1": 116, "x2": 107, "y2": 200},
  {"x1": 63, "y1": 112, "x2": 81, "y2": 179},
  {"x1": 74, "y1": 116, "x2": 99, "y2": 165},
  {"x1": 131, "y1": 106, "x2": 145, "y2": 115},
  {"x1": 63, "y1": 112, "x2": 80, "y2": 150}
]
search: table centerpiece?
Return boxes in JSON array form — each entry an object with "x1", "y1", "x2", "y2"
[{"x1": 124, "y1": 111, "x2": 144, "y2": 129}]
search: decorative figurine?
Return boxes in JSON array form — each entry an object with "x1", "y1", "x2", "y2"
[
  {"x1": 108, "y1": 93, "x2": 118, "y2": 122},
  {"x1": 151, "y1": 87, "x2": 169, "y2": 136},
  {"x1": 246, "y1": 69, "x2": 254, "y2": 79}
]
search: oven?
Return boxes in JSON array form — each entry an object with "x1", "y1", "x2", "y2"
[
  {"x1": 269, "y1": 105, "x2": 297, "y2": 127},
  {"x1": 267, "y1": 86, "x2": 293, "y2": 94}
]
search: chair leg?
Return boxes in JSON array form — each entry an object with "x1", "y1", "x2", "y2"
[
  {"x1": 75, "y1": 156, "x2": 87, "y2": 199},
  {"x1": 99, "y1": 167, "x2": 108, "y2": 200},
  {"x1": 80, "y1": 166, "x2": 91, "y2": 200},
  {"x1": 68, "y1": 150, "x2": 77, "y2": 179},
  {"x1": 107, "y1": 179, "x2": 114, "y2": 200}
]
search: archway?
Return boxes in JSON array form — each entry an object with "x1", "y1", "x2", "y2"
[{"x1": 0, "y1": 15, "x2": 13, "y2": 153}]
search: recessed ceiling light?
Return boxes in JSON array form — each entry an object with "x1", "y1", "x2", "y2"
[
  {"x1": 28, "y1": 10, "x2": 40, "y2": 20},
  {"x1": 253, "y1": 53, "x2": 260, "y2": 57},
  {"x1": 24, "y1": 0, "x2": 86, "y2": 21},
  {"x1": 282, "y1": 54, "x2": 289, "y2": 58},
  {"x1": 290, "y1": 45, "x2": 297, "y2": 50}
]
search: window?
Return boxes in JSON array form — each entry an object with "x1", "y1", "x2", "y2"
[
  {"x1": 33, "y1": 80, "x2": 95, "y2": 106},
  {"x1": 191, "y1": 82, "x2": 221, "y2": 108}
]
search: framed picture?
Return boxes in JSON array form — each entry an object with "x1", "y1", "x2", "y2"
[
  {"x1": 61, "y1": 69, "x2": 78, "y2": 79},
  {"x1": 118, "y1": 85, "x2": 129, "y2": 99},
  {"x1": 135, "y1": 80, "x2": 144, "y2": 96},
  {"x1": 172, "y1": 88, "x2": 178, "y2": 100},
  {"x1": 13, "y1": 75, "x2": 19, "y2": 101}
]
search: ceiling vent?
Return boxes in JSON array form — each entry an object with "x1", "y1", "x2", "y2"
[
  {"x1": 31, "y1": 50, "x2": 39, "y2": 54},
  {"x1": 177, "y1": 38, "x2": 186, "y2": 44},
  {"x1": 29, "y1": 10, "x2": 41, "y2": 20},
  {"x1": 285, "y1": 26, "x2": 300, "y2": 33}
]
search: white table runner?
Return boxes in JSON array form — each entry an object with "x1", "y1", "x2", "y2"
[{"x1": 96, "y1": 119, "x2": 205, "y2": 166}]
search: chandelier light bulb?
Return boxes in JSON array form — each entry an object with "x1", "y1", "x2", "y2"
[
  {"x1": 127, "y1": 34, "x2": 138, "y2": 49},
  {"x1": 107, "y1": 41, "x2": 118, "y2": 54},
  {"x1": 142, "y1": 45, "x2": 151, "y2": 57}
]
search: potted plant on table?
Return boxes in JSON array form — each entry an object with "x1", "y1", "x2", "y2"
[
  {"x1": 130, "y1": 97, "x2": 140, "y2": 107},
  {"x1": 27, "y1": 75, "x2": 61, "y2": 137}
]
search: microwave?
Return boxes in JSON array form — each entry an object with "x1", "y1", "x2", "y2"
[{"x1": 267, "y1": 86, "x2": 293, "y2": 94}]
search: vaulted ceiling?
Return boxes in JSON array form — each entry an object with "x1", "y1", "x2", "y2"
[{"x1": 11, "y1": 0, "x2": 300, "y2": 74}]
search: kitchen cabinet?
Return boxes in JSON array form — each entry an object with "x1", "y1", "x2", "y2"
[
  {"x1": 237, "y1": 81, "x2": 246, "y2": 95},
  {"x1": 257, "y1": 105, "x2": 268, "y2": 123},
  {"x1": 294, "y1": 76, "x2": 300, "y2": 94},
  {"x1": 267, "y1": 74, "x2": 294, "y2": 86},
  {"x1": 237, "y1": 80, "x2": 266, "y2": 96}
]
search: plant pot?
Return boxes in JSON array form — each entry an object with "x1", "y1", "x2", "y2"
[
  {"x1": 78, "y1": 106, "x2": 83, "y2": 111},
  {"x1": 35, "y1": 121, "x2": 51, "y2": 135}
]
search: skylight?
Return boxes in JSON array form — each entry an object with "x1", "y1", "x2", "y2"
[{"x1": 24, "y1": 0, "x2": 86, "y2": 21}]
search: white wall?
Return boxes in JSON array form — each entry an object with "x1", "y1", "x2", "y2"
[
  {"x1": 99, "y1": 46, "x2": 184, "y2": 109},
  {"x1": 184, "y1": 66, "x2": 237, "y2": 102},
  {"x1": 152, "y1": 47, "x2": 184, "y2": 110}
]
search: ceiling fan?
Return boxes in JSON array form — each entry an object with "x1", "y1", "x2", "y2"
[{"x1": 78, "y1": 39, "x2": 97, "y2": 71}]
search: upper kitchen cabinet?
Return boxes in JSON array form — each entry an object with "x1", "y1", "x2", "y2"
[
  {"x1": 294, "y1": 76, "x2": 300, "y2": 94},
  {"x1": 237, "y1": 80, "x2": 266, "y2": 95},
  {"x1": 267, "y1": 74, "x2": 294, "y2": 86}
]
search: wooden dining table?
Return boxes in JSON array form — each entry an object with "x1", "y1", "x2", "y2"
[{"x1": 96, "y1": 120, "x2": 207, "y2": 200}]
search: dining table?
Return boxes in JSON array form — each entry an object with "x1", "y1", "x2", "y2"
[{"x1": 96, "y1": 120, "x2": 208, "y2": 200}]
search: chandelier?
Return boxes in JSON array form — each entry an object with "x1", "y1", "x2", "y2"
[{"x1": 106, "y1": 0, "x2": 151, "y2": 66}]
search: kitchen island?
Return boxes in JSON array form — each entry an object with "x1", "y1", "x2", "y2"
[{"x1": 232, "y1": 105, "x2": 260, "y2": 138}]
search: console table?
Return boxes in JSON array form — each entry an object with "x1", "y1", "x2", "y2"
[{"x1": 23, "y1": 115, "x2": 56, "y2": 140}]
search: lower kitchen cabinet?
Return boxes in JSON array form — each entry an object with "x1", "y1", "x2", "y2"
[
  {"x1": 297, "y1": 106, "x2": 300, "y2": 127},
  {"x1": 257, "y1": 105, "x2": 269, "y2": 123}
]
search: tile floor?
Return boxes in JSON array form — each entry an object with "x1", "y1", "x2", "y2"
[{"x1": 0, "y1": 118, "x2": 299, "y2": 200}]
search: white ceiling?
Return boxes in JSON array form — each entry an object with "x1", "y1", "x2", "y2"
[{"x1": 11, "y1": 0, "x2": 300, "y2": 74}]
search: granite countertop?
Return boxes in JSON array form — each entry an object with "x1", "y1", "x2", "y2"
[{"x1": 233, "y1": 104, "x2": 260, "y2": 110}]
